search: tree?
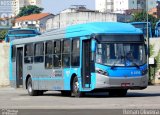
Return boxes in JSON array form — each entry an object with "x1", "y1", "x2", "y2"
[
  {"x1": 0, "y1": 30, "x2": 8, "y2": 41},
  {"x1": 17, "y1": 5, "x2": 44, "y2": 17},
  {"x1": 130, "y1": 11, "x2": 159, "y2": 28}
]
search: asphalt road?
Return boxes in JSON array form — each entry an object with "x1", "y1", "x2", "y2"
[{"x1": 0, "y1": 86, "x2": 160, "y2": 115}]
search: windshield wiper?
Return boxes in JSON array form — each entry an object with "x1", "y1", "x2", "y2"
[
  {"x1": 111, "y1": 56, "x2": 124, "y2": 70},
  {"x1": 132, "y1": 62, "x2": 140, "y2": 69}
]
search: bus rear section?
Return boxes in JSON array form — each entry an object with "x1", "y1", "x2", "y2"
[
  {"x1": 9, "y1": 22, "x2": 148, "y2": 97},
  {"x1": 5, "y1": 29, "x2": 40, "y2": 42}
]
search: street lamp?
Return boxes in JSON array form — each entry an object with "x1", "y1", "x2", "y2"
[{"x1": 146, "y1": 0, "x2": 150, "y2": 82}]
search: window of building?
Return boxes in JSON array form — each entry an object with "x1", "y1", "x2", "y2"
[
  {"x1": 45, "y1": 41, "x2": 53, "y2": 69},
  {"x1": 53, "y1": 40, "x2": 61, "y2": 68},
  {"x1": 71, "y1": 38, "x2": 80, "y2": 67},
  {"x1": 34, "y1": 42, "x2": 44, "y2": 63},
  {"x1": 24, "y1": 44, "x2": 34, "y2": 64},
  {"x1": 62, "y1": 40, "x2": 71, "y2": 67}
]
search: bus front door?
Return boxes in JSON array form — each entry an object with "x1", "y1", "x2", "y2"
[
  {"x1": 82, "y1": 40, "x2": 91, "y2": 88},
  {"x1": 16, "y1": 47, "x2": 23, "y2": 87}
]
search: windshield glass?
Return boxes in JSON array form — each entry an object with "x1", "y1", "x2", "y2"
[{"x1": 96, "y1": 43, "x2": 146, "y2": 67}]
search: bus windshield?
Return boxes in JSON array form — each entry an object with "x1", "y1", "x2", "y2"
[{"x1": 96, "y1": 43, "x2": 146, "y2": 67}]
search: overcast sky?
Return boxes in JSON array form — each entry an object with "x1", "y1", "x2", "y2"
[{"x1": 42, "y1": 0, "x2": 95, "y2": 14}]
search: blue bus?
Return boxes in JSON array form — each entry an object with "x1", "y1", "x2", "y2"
[
  {"x1": 9, "y1": 22, "x2": 148, "y2": 97},
  {"x1": 130, "y1": 22, "x2": 152, "y2": 38},
  {"x1": 5, "y1": 29, "x2": 40, "y2": 42},
  {"x1": 155, "y1": 21, "x2": 160, "y2": 37}
]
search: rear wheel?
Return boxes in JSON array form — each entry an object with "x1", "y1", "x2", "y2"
[
  {"x1": 27, "y1": 77, "x2": 38, "y2": 96},
  {"x1": 61, "y1": 91, "x2": 71, "y2": 97},
  {"x1": 71, "y1": 77, "x2": 84, "y2": 97}
]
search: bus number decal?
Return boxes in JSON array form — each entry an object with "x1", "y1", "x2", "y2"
[{"x1": 52, "y1": 70, "x2": 63, "y2": 77}]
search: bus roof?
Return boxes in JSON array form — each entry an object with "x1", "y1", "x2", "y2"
[{"x1": 12, "y1": 22, "x2": 143, "y2": 45}]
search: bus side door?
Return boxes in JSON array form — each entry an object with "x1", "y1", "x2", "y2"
[{"x1": 82, "y1": 39, "x2": 91, "y2": 88}]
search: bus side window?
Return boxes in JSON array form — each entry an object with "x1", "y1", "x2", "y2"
[
  {"x1": 24, "y1": 44, "x2": 34, "y2": 64},
  {"x1": 11, "y1": 46, "x2": 16, "y2": 62},
  {"x1": 45, "y1": 41, "x2": 53, "y2": 69},
  {"x1": 53, "y1": 40, "x2": 61, "y2": 68},
  {"x1": 62, "y1": 39, "x2": 71, "y2": 67},
  {"x1": 34, "y1": 42, "x2": 44, "y2": 63},
  {"x1": 71, "y1": 38, "x2": 80, "y2": 67}
]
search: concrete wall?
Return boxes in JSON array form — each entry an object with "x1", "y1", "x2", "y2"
[
  {"x1": 50, "y1": 12, "x2": 127, "y2": 29},
  {"x1": 0, "y1": 43, "x2": 10, "y2": 87}
]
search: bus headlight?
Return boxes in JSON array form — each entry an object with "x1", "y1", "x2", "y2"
[{"x1": 96, "y1": 68, "x2": 109, "y2": 76}]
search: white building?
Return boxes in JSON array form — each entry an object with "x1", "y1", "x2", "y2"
[
  {"x1": 95, "y1": 0, "x2": 157, "y2": 14},
  {"x1": 95, "y1": 0, "x2": 114, "y2": 12},
  {"x1": 12, "y1": 0, "x2": 42, "y2": 16},
  {"x1": 14, "y1": 13, "x2": 54, "y2": 32},
  {"x1": 113, "y1": 0, "x2": 137, "y2": 13}
]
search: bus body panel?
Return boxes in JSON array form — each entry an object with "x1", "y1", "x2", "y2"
[{"x1": 9, "y1": 22, "x2": 148, "y2": 94}]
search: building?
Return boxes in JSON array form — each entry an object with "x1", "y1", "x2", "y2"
[
  {"x1": 148, "y1": 1, "x2": 160, "y2": 18},
  {"x1": 95, "y1": 0, "x2": 114, "y2": 12},
  {"x1": 95, "y1": 0, "x2": 157, "y2": 14},
  {"x1": 47, "y1": 7, "x2": 130, "y2": 30},
  {"x1": 0, "y1": 0, "x2": 14, "y2": 19},
  {"x1": 14, "y1": 13, "x2": 54, "y2": 32},
  {"x1": 113, "y1": 0, "x2": 137, "y2": 13},
  {"x1": 12, "y1": 0, "x2": 42, "y2": 16}
]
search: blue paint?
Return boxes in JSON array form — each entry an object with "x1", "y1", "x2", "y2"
[{"x1": 66, "y1": 22, "x2": 142, "y2": 38}]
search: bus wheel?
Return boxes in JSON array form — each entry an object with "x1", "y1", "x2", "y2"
[
  {"x1": 71, "y1": 77, "x2": 84, "y2": 97},
  {"x1": 27, "y1": 77, "x2": 38, "y2": 96},
  {"x1": 117, "y1": 89, "x2": 128, "y2": 97},
  {"x1": 61, "y1": 91, "x2": 71, "y2": 97}
]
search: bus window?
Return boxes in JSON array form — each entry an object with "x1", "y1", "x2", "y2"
[
  {"x1": 34, "y1": 42, "x2": 44, "y2": 63},
  {"x1": 24, "y1": 44, "x2": 34, "y2": 64},
  {"x1": 71, "y1": 38, "x2": 80, "y2": 67},
  {"x1": 53, "y1": 40, "x2": 61, "y2": 68},
  {"x1": 62, "y1": 39, "x2": 71, "y2": 67},
  {"x1": 45, "y1": 41, "x2": 53, "y2": 69},
  {"x1": 11, "y1": 46, "x2": 16, "y2": 62}
]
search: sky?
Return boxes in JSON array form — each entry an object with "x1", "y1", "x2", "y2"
[{"x1": 42, "y1": 0, "x2": 95, "y2": 14}]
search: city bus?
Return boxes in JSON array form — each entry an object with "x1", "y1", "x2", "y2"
[
  {"x1": 5, "y1": 29, "x2": 41, "y2": 42},
  {"x1": 9, "y1": 22, "x2": 148, "y2": 97},
  {"x1": 130, "y1": 22, "x2": 152, "y2": 38},
  {"x1": 155, "y1": 21, "x2": 160, "y2": 37}
]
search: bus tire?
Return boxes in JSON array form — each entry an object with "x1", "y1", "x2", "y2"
[
  {"x1": 71, "y1": 77, "x2": 84, "y2": 97},
  {"x1": 61, "y1": 91, "x2": 71, "y2": 97},
  {"x1": 117, "y1": 89, "x2": 128, "y2": 97},
  {"x1": 27, "y1": 77, "x2": 38, "y2": 96}
]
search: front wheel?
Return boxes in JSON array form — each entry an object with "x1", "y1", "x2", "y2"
[
  {"x1": 27, "y1": 77, "x2": 38, "y2": 96},
  {"x1": 71, "y1": 77, "x2": 84, "y2": 97}
]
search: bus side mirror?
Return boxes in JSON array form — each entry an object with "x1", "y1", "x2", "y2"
[{"x1": 91, "y1": 39, "x2": 96, "y2": 52}]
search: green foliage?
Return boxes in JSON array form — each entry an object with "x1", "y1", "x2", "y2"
[
  {"x1": 130, "y1": 11, "x2": 159, "y2": 28},
  {"x1": 17, "y1": 5, "x2": 44, "y2": 17},
  {"x1": 0, "y1": 30, "x2": 8, "y2": 40},
  {"x1": 150, "y1": 44, "x2": 154, "y2": 56}
]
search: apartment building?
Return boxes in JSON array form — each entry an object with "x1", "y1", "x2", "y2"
[
  {"x1": 12, "y1": 0, "x2": 42, "y2": 16},
  {"x1": 95, "y1": 0, "x2": 114, "y2": 12},
  {"x1": 95, "y1": 0, "x2": 157, "y2": 14}
]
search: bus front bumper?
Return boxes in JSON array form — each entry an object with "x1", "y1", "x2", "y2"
[{"x1": 95, "y1": 73, "x2": 148, "y2": 90}]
